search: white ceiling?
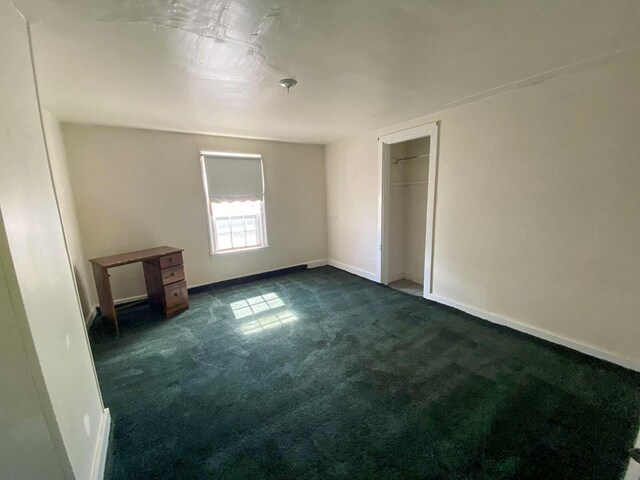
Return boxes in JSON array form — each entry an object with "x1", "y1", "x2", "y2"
[{"x1": 17, "y1": 0, "x2": 640, "y2": 144}]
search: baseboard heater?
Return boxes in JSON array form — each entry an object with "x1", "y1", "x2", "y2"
[{"x1": 105, "y1": 264, "x2": 310, "y2": 313}]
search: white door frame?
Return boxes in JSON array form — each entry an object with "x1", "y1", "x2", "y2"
[{"x1": 376, "y1": 122, "x2": 439, "y2": 298}]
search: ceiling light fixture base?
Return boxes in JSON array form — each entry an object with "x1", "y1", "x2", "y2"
[{"x1": 278, "y1": 78, "x2": 297, "y2": 93}]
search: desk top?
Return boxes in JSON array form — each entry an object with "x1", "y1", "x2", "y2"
[{"x1": 89, "y1": 246, "x2": 183, "y2": 268}]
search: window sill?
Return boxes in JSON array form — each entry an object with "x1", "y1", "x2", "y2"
[{"x1": 210, "y1": 245, "x2": 269, "y2": 256}]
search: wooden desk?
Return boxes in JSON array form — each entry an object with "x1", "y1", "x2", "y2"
[{"x1": 90, "y1": 246, "x2": 189, "y2": 335}]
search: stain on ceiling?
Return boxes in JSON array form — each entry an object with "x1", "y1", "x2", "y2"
[{"x1": 16, "y1": 0, "x2": 640, "y2": 143}]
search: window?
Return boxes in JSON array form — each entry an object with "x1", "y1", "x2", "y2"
[
  {"x1": 200, "y1": 152, "x2": 268, "y2": 254},
  {"x1": 211, "y1": 200, "x2": 264, "y2": 251}
]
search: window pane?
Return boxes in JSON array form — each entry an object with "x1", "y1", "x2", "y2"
[
  {"x1": 215, "y1": 217, "x2": 230, "y2": 233},
  {"x1": 232, "y1": 231, "x2": 246, "y2": 248},
  {"x1": 245, "y1": 230, "x2": 258, "y2": 246},
  {"x1": 209, "y1": 200, "x2": 266, "y2": 253},
  {"x1": 245, "y1": 215, "x2": 257, "y2": 230},
  {"x1": 230, "y1": 216, "x2": 244, "y2": 232},
  {"x1": 217, "y1": 233, "x2": 232, "y2": 250}
]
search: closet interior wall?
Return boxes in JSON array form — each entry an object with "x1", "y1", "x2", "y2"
[{"x1": 388, "y1": 137, "x2": 430, "y2": 285}]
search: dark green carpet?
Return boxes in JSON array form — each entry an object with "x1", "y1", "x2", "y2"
[{"x1": 90, "y1": 266, "x2": 640, "y2": 480}]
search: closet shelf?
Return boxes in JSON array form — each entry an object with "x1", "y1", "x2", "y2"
[{"x1": 390, "y1": 180, "x2": 429, "y2": 186}]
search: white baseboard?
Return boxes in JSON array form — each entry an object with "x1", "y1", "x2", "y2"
[
  {"x1": 90, "y1": 408, "x2": 111, "y2": 480},
  {"x1": 387, "y1": 272, "x2": 404, "y2": 283},
  {"x1": 85, "y1": 306, "x2": 98, "y2": 327},
  {"x1": 404, "y1": 273, "x2": 424, "y2": 285},
  {"x1": 325, "y1": 259, "x2": 639, "y2": 371},
  {"x1": 427, "y1": 293, "x2": 640, "y2": 372},
  {"x1": 328, "y1": 259, "x2": 379, "y2": 282}
]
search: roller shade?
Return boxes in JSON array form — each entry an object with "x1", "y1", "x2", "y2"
[{"x1": 202, "y1": 153, "x2": 264, "y2": 203}]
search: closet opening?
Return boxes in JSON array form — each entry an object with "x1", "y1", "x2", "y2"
[{"x1": 377, "y1": 122, "x2": 439, "y2": 299}]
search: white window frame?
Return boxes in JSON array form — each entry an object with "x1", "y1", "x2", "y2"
[{"x1": 200, "y1": 152, "x2": 269, "y2": 256}]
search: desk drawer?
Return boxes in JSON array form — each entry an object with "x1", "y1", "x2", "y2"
[
  {"x1": 164, "y1": 280, "x2": 187, "y2": 310},
  {"x1": 161, "y1": 265, "x2": 184, "y2": 285},
  {"x1": 159, "y1": 252, "x2": 183, "y2": 269}
]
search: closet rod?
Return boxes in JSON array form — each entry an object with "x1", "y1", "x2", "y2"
[{"x1": 392, "y1": 153, "x2": 430, "y2": 164}]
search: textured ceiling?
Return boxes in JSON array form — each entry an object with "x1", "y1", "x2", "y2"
[{"x1": 17, "y1": 0, "x2": 640, "y2": 143}]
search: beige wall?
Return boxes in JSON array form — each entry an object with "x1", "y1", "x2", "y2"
[
  {"x1": 390, "y1": 138, "x2": 430, "y2": 284},
  {"x1": 0, "y1": 1, "x2": 105, "y2": 478},
  {"x1": 0, "y1": 222, "x2": 65, "y2": 480},
  {"x1": 62, "y1": 125, "x2": 328, "y2": 302},
  {"x1": 326, "y1": 49, "x2": 640, "y2": 367},
  {"x1": 387, "y1": 140, "x2": 429, "y2": 284},
  {"x1": 326, "y1": 133, "x2": 379, "y2": 279},
  {"x1": 402, "y1": 142, "x2": 429, "y2": 285},
  {"x1": 43, "y1": 111, "x2": 96, "y2": 320},
  {"x1": 387, "y1": 143, "x2": 407, "y2": 280}
]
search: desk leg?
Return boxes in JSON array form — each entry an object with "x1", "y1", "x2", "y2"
[{"x1": 92, "y1": 263, "x2": 119, "y2": 335}]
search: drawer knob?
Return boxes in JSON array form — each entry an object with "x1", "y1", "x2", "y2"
[
  {"x1": 171, "y1": 272, "x2": 175, "y2": 276},
  {"x1": 174, "y1": 292, "x2": 179, "y2": 296}
]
